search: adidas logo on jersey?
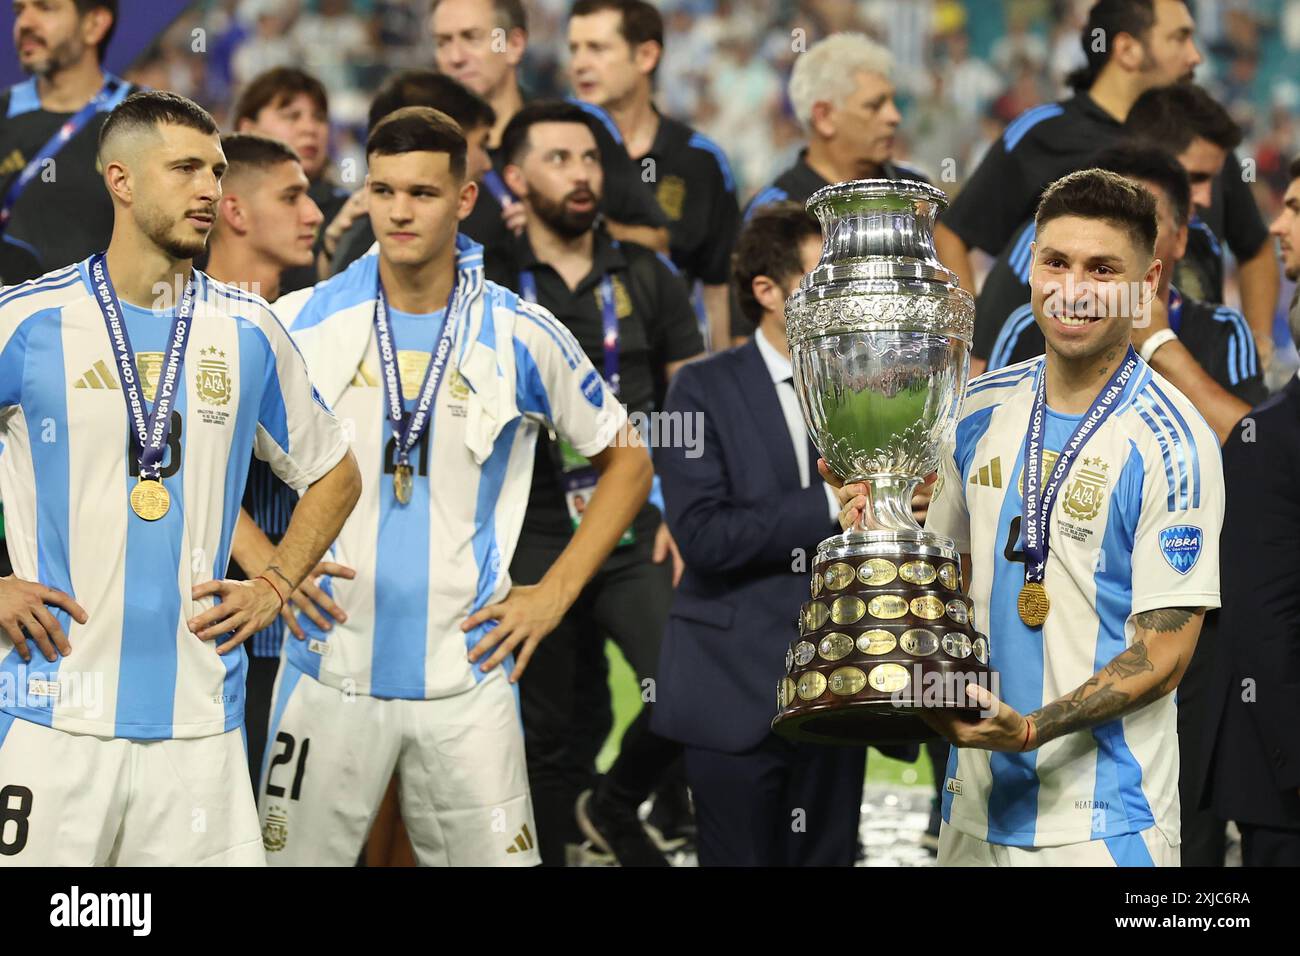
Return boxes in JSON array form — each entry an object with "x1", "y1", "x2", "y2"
[
  {"x1": 969, "y1": 457, "x2": 1003, "y2": 488},
  {"x1": 506, "y1": 823, "x2": 535, "y2": 855},
  {"x1": 74, "y1": 353, "x2": 164, "y2": 399},
  {"x1": 73, "y1": 360, "x2": 120, "y2": 390}
]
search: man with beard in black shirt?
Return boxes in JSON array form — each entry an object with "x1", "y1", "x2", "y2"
[
  {"x1": 1, "y1": 0, "x2": 131, "y2": 280},
  {"x1": 484, "y1": 102, "x2": 703, "y2": 866},
  {"x1": 432, "y1": 0, "x2": 669, "y2": 256}
]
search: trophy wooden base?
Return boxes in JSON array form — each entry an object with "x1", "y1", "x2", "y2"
[{"x1": 772, "y1": 535, "x2": 993, "y2": 746}]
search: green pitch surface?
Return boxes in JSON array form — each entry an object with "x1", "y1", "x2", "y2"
[{"x1": 598, "y1": 644, "x2": 937, "y2": 788}]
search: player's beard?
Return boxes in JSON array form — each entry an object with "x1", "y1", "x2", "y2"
[
  {"x1": 19, "y1": 32, "x2": 84, "y2": 79},
  {"x1": 530, "y1": 187, "x2": 600, "y2": 239},
  {"x1": 137, "y1": 203, "x2": 210, "y2": 261}
]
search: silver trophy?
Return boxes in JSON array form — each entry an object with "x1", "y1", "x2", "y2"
[{"x1": 772, "y1": 179, "x2": 990, "y2": 745}]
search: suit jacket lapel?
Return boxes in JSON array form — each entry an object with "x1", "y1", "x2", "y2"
[{"x1": 734, "y1": 338, "x2": 802, "y2": 490}]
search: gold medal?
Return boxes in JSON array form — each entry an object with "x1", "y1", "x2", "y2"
[
  {"x1": 394, "y1": 463, "x2": 414, "y2": 505},
  {"x1": 130, "y1": 478, "x2": 170, "y2": 521},
  {"x1": 1018, "y1": 582, "x2": 1050, "y2": 628},
  {"x1": 938, "y1": 562, "x2": 960, "y2": 590}
]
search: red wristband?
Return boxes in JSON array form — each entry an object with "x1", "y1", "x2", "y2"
[
  {"x1": 1020, "y1": 717, "x2": 1035, "y2": 752},
  {"x1": 256, "y1": 574, "x2": 286, "y2": 609}
]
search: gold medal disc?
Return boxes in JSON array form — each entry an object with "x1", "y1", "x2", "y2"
[
  {"x1": 1018, "y1": 582, "x2": 1050, "y2": 628},
  {"x1": 394, "y1": 464, "x2": 414, "y2": 505},
  {"x1": 130, "y1": 479, "x2": 170, "y2": 521}
]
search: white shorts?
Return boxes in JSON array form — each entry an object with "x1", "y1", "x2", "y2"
[
  {"x1": 0, "y1": 713, "x2": 263, "y2": 866},
  {"x1": 938, "y1": 821, "x2": 1179, "y2": 866},
  {"x1": 257, "y1": 658, "x2": 538, "y2": 867}
]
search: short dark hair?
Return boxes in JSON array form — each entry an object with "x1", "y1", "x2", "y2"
[
  {"x1": 499, "y1": 100, "x2": 599, "y2": 167},
  {"x1": 98, "y1": 90, "x2": 218, "y2": 157},
  {"x1": 431, "y1": 0, "x2": 527, "y2": 34},
  {"x1": 1124, "y1": 84, "x2": 1242, "y2": 154},
  {"x1": 732, "y1": 202, "x2": 822, "y2": 328},
  {"x1": 368, "y1": 71, "x2": 495, "y2": 134},
  {"x1": 219, "y1": 133, "x2": 302, "y2": 177},
  {"x1": 367, "y1": 106, "x2": 467, "y2": 180},
  {"x1": 1067, "y1": 1, "x2": 1188, "y2": 92},
  {"x1": 74, "y1": 0, "x2": 116, "y2": 64},
  {"x1": 570, "y1": 0, "x2": 664, "y2": 76},
  {"x1": 1289, "y1": 156, "x2": 1300, "y2": 182},
  {"x1": 1035, "y1": 168, "x2": 1159, "y2": 258},
  {"x1": 1089, "y1": 143, "x2": 1191, "y2": 228},
  {"x1": 232, "y1": 68, "x2": 329, "y2": 129}
]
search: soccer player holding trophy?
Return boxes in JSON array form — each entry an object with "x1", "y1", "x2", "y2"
[{"x1": 822, "y1": 170, "x2": 1222, "y2": 866}]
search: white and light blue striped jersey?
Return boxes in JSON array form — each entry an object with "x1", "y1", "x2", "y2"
[
  {"x1": 0, "y1": 260, "x2": 349, "y2": 740},
  {"x1": 273, "y1": 235, "x2": 626, "y2": 700},
  {"x1": 926, "y1": 356, "x2": 1223, "y2": 848}
]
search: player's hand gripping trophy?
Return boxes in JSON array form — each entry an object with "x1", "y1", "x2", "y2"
[{"x1": 773, "y1": 180, "x2": 992, "y2": 744}]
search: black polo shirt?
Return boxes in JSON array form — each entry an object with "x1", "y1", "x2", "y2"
[
  {"x1": 639, "y1": 112, "x2": 740, "y2": 285},
  {"x1": 743, "y1": 150, "x2": 931, "y2": 222},
  {"x1": 484, "y1": 227, "x2": 702, "y2": 542},
  {"x1": 982, "y1": 287, "x2": 1266, "y2": 405},
  {"x1": 942, "y1": 93, "x2": 1127, "y2": 257},
  {"x1": 946, "y1": 91, "x2": 1270, "y2": 282},
  {"x1": 973, "y1": 211, "x2": 1239, "y2": 362},
  {"x1": 0, "y1": 74, "x2": 136, "y2": 276}
]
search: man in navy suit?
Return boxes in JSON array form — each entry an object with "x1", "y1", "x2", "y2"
[
  {"x1": 1195, "y1": 159, "x2": 1300, "y2": 866},
  {"x1": 652, "y1": 203, "x2": 870, "y2": 865}
]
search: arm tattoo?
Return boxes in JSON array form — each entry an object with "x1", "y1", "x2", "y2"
[
  {"x1": 266, "y1": 565, "x2": 296, "y2": 592},
  {"x1": 1133, "y1": 607, "x2": 1199, "y2": 633},
  {"x1": 1104, "y1": 638, "x2": 1155, "y2": 680},
  {"x1": 1029, "y1": 637, "x2": 1184, "y2": 746}
]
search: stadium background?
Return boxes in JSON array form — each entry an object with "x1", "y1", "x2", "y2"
[{"x1": 1, "y1": 0, "x2": 1295, "y2": 818}]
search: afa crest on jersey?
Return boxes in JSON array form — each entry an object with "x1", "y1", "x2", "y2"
[{"x1": 1159, "y1": 525, "x2": 1203, "y2": 574}]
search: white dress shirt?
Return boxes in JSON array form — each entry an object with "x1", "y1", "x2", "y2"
[{"x1": 754, "y1": 324, "x2": 842, "y2": 523}]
